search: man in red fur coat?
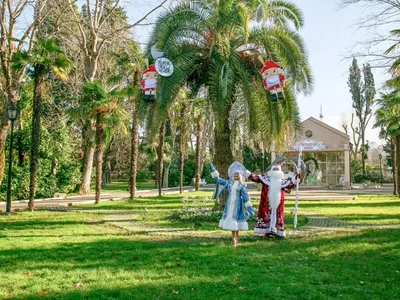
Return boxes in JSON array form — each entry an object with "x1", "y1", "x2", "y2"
[{"x1": 246, "y1": 163, "x2": 300, "y2": 238}]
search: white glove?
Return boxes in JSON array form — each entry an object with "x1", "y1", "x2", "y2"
[{"x1": 211, "y1": 170, "x2": 220, "y2": 178}]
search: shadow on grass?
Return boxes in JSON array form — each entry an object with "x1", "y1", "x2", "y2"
[
  {"x1": 1, "y1": 229, "x2": 400, "y2": 299},
  {"x1": 298, "y1": 201, "x2": 400, "y2": 209},
  {"x1": 336, "y1": 214, "x2": 400, "y2": 222},
  {"x1": 0, "y1": 219, "x2": 105, "y2": 232}
]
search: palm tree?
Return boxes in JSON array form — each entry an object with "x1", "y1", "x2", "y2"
[
  {"x1": 150, "y1": 0, "x2": 312, "y2": 176},
  {"x1": 112, "y1": 42, "x2": 143, "y2": 199},
  {"x1": 374, "y1": 91, "x2": 400, "y2": 196},
  {"x1": 192, "y1": 97, "x2": 208, "y2": 191},
  {"x1": 78, "y1": 80, "x2": 127, "y2": 204},
  {"x1": 12, "y1": 38, "x2": 72, "y2": 211}
]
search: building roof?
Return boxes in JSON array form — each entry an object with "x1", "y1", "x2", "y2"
[{"x1": 303, "y1": 117, "x2": 350, "y2": 140}]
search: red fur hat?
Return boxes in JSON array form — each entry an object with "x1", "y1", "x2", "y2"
[
  {"x1": 143, "y1": 64, "x2": 156, "y2": 74},
  {"x1": 260, "y1": 60, "x2": 281, "y2": 74}
]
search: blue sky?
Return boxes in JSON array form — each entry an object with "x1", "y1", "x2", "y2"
[{"x1": 123, "y1": 0, "x2": 386, "y2": 144}]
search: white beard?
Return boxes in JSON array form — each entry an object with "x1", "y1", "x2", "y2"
[{"x1": 267, "y1": 169, "x2": 284, "y2": 209}]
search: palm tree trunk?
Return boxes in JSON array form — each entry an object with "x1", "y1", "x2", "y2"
[
  {"x1": 129, "y1": 100, "x2": 139, "y2": 199},
  {"x1": 79, "y1": 120, "x2": 95, "y2": 194},
  {"x1": 391, "y1": 136, "x2": 398, "y2": 195},
  {"x1": 214, "y1": 113, "x2": 233, "y2": 178},
  {"x1": 179, "y1": 150, "x2": 184, "y2": 193},
  {"x1": 163, "y1": 162, "x2": 170, "y2": 188},
  {"x1": 0, "y1": 148, "x2": 5, "y2": 185},
  {"x1": 29, "y1": 66, "x2": 46, "y2": 211},
  {"x1": 95, "y1": 113, "x2": 104, "y2": 204},
  {"x1": 195, "y1": 118, "x2": 203, "y2": 191},
  {"x1": 158, "y1": 121, "x2": 166, "y2": 197}
]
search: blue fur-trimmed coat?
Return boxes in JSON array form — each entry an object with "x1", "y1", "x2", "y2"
[{"x1": 213, "y1": 177, "x2": 254, "y2": 223}]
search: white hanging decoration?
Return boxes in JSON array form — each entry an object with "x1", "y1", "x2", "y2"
[
  {"x1": 155, "y1": 57, "x2": 174, "y2": 77},
  {"x1": 151, "y1": 45, "x2": 164, "y2": 60}
]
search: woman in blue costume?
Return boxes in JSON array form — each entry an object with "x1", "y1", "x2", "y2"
[{"x1": 211, "y1": 162, "x2": 255, "y2": 247}]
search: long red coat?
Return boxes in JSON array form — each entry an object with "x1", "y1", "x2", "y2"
[{"x1": 248, "y1": 173, "x2": 296, "y2": 237}]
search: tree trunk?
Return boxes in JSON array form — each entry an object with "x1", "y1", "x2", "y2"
[
  {"x1": 212, "y1": 111, "x2": 232, "y2": 211},
  {"x1": 361, "y1": 132, "x2": 366, "y2": 175},
  {"x1": 29, "y1": 66, "x2": 46, "y2": 211},
  {"x1": 391, "y1": 136, "x2": 398, "y2": 195},
  {"x1": 214, "y1": 114, "x2": 232, "y2": 178},
  {"x1": 0, "y1": 148, "x2": 5, "y2": 185},
  {"x1": 163, "y1": 162, "x2": 170, "y2": 188},
  {"x1": 179, "y1": 150, "x2": 184, "y2": 193},
  {"x1": 129, "y1": 102, "x2": 139, "y2": 198},
  {"x1": 0, "y1": 89, "x2": 19, "y2": 174},
  {"x1": 158, "y1": 121, "x2": 166, "y2": 197},
  {"x1": 16, "y1": 118, "x2": 25, "y2": 166},
  {"x1": 79, "y1": 119, "x2": 95, "y2": 194},
  {"x1": 95, "y1": 113, "x2": 104, "y2": 204},
  {"x1": 51, "y1": 158, "x2": 58, "y2": 176},
  {"x1": 195, "y1": 118, "x2": 203, "y2": 191}
]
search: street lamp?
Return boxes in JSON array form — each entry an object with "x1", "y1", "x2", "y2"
[
  {"x1": 6, "y1": 105, "x2": 17, "y2": 214},
  {"x1": 378, "y1": 153, "x2": 383, "y2": 186},
  {"x1": 349, "y1": 142, "x2": 353, "y2": 188}
]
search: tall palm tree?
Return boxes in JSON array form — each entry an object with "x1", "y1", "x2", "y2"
[
  {"x1": 12, "y1": 38, "x2": 72, "y2": 211},
  {"x1": 149, "y1": 0, "x2": 312, "y2": 176},
  {"x1": 78, "y1": 80, "x2": 128, "y2": 204},
  {"x1": 374, "y1": 91, "x2": 400, "y2": 196},
  {"x1": 111, "y1": 42, "x2": 143, "y2": 199},
  {"x1": 192, "y1": 97, "x2": 208, "y2": 191}
]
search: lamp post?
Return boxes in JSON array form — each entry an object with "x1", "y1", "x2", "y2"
[
  {"x1": 379, "y1": 153, "x2": 383, "y2": 186},
  {"x1": 6, "y1": 105, "x2": 17, "y2": 214},
  {"x1": 349, "y1": 142, "x2": 353, "y2": 188}
]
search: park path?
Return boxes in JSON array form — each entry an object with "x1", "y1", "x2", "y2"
[
  {"x1": 0, "y1": 186, "x2": 197, "y2": 213},
  {"x1": 3, "y1": 182, "x2": 390, "y2": 213},
  {"x1": 37, "y1": 206, "x2": 400, "y2": 239}
]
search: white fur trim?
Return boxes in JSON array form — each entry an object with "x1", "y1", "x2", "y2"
[
  {"x1": 219, "y1": 219, "x2": 248, "y2": 231},
  {"x1": 258, "y1": 175, "x2": 269, "y2": 185},
  {"x1": 253, "y1": 227, "x2": 286, "y2": 237},
  {"x1": 276, "y1": 230, "x2": 286, "y2": 237},
  {"x1": 245, "y1": 170, "x2": 251, "y2": 178},
  {"x1": 244, "y1": 201, "x2": 252, "y2": 208},
  {"x1": 254, "y1": 227, "x2": 269, "y2": 234},
  {"x1": 211, "y1": 170, "x2": 219, "y2": 178}
]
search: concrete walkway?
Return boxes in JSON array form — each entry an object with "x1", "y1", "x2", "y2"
[
  {"x1": 1, "y1": 182, "x2": 396, "y2": 213},
  {"x1": 0, "y1": 186, "x2": 196, "y2": 213}
]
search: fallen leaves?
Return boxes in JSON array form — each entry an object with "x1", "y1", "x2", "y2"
[
  {"x1": 360, "y1": 281, "x2": 364, "y2": 285},
  {"x1": 37, "y1": 291, "x2": 48, "y2": 295},
  {"x1": 239, "y1": 286, "x2": 246, "y2": 291},
  {"x1": 172, "y1": 290, "x2": 179, "y2": 295},
  {"x1": 232, "y1": 278, "x2": 238, "y2": 284},
  {"x1": 73, "y1": 282, "x2": 83, "y2": 289},
  {"x1": 23, "y1": 271, "x2": 30, "y2": 276}
]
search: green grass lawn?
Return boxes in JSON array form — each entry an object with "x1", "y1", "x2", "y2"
[{"x1": 0, "y1": 194, "x2": 399, "y2": 299}]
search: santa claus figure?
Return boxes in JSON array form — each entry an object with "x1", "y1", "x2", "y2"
[
  {"x1": 246, "y1": 163, "x2": 299, "y2": 238},
  {"x1": 140, "y1": 64, "x2": 157, "y2": 101},
  {"x1": 260, "y1": 60, "x2": 285, "y2": 101}
]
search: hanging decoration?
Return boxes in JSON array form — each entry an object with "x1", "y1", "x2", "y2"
[
  {"x1": 150, "y1": 44, "x2": 164, "y2": 60},
  {"x1": 260, "y1": 60, "x2": 286, "y2": 101},
  {"x1": 155, "y1": 57, "x2": 174, "y2": 77},
  {"x1": 140, "y1": 64, "x2": 157, "y2": 101}
]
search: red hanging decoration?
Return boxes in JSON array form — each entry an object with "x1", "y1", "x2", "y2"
[
  {"x1": 260, "y1": 60, "x2": 286, "y2": 101},
  {"x1": 140, "y1": 64, "x2": 157, "y2": 101}
]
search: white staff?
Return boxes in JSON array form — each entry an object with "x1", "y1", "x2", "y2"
[{"x1": 294, "y1": 144, "x2": 303, "y2": 230}]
